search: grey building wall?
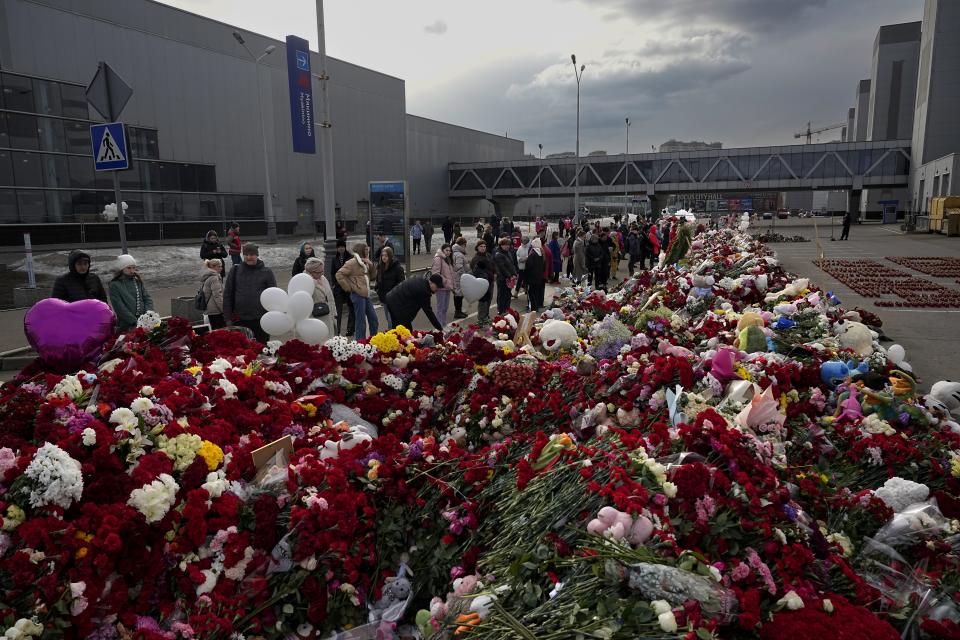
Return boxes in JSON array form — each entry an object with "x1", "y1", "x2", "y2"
[
  {"x1": 405, "y1": 115, "x2": 522, "y2": 221},
  {"x1": 866, "y1": 22, "x2": 921, "y2": 141},
  {"x1": 845, "y1": 108, "x2": 855, "y2": 142},
  {"x1": 0, "y1": 0, "x2": 408, "y2": 229},
  {"x1": 913, "y1": 153, "x2": 957, "y2": 214},
  {"x1": 853, "y1": 79, "x2": 872, "y2": 141},
  {"x1": 912, "y1": 0, "x2": 960, "y2": 169}
]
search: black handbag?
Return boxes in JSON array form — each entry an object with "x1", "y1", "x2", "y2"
[{"x1": 312, "y1": 302, "x2": 330, "y2": 317}]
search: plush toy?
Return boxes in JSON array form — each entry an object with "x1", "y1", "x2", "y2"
[
  {"x1": 319, "y1": 424, "x2": 373, "y2": 460},
  {"x1": 539, "y1": 319, "x2": 579, "y2": 352},
  {"x1": 833, "y1": 320, "x2": 874, "y2": 356},
  {"x1": 773, "y1": 317, "x2": 796, "y2": 330},
  {"x1": 764, "y1": 278, "x2": 809, "y2": 303},
  {"x1": 369, "y1": 568, "x2": 414, "y2": 624},
  {"x1": 773, "y1": 303, "x2": 798, "y2": 316},
  {"x1": 835, "y1": 385, "x2": 863, "y2": 422},
  {"x1": 689, "y1": 274, "x2": 715, "y2": 299},
  {"x1": 737, "y1": 325, "x2": 767, "y2": 353},
  {"x1": 587, "y1": 506, "x2": 653, "y2": 545},
  {"x1": 820, "y1": 360, "x2": 869, "y2": 388},
  {"x1": 736, "y1": 311, "x2": 764, "y2": 333},
  {"x1": 928, "y1": 381, "x2": 960, "y2": 420},
  {"x1": 884, "y1": 344, "x2": 912, "y2": 373}
]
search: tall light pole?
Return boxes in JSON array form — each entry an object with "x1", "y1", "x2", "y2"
[
  {"x1": 624, "y1": 117, "x2": 630, "y2": 219},
  {"x1": 315, "y1": 0, "x2": 337, "y2": 274},
  {"x1": 571, "y1": 54, "x2": 585, "y2": 221},
  {"x1": 538, "y1": 143, "x2": 543, "y2": 216},
  {"x1": 233, "y1": 32, "x2": 277, "y2": 242}
]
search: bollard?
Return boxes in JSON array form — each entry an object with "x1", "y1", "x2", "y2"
[{"x1": 24, "y1": 233, "x2": 36, "y2": 289}]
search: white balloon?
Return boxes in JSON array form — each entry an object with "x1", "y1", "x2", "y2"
[
  {"x1": 887, "y1": 344, "x2": 905, "y2": 363},
  {"x1": 288, "y1": 272, "x2": 316, "y2": 296},
  {"x1": 296, "y1": 318, "x2": 329, "y2": 344},
  {"x1": 460, "y1": 274, "x2": 489, "y2": 303},
  {"x1": 260, "y1": 287, "x2": 289, "y2": 313},
  {"x1": 261, "y1": 310, "x2": 295, "y2": 336},
  {"x1": 287, "y1": 290, "x2": 314, "y2": 322}
]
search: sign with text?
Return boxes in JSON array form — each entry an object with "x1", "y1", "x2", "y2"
[
  {"x1": 285, "y1": 35, "x2": 315, "y2": 154},
  {"x1": 369, "y1": 181, "x2": 409, "y2": 270}
]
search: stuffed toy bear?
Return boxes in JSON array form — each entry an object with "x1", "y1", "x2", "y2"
[{"x1": 539, "y1": 319, "x2": 578, "y2": 352}]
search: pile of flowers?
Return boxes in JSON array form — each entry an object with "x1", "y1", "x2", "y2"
[{"x1": 1, "y1": 229, "x2": 959, "y2": 639}]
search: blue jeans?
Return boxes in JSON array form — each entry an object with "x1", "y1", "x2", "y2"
[{"x1": 351, "y1": 293, "x2": 378, "y2": 340}]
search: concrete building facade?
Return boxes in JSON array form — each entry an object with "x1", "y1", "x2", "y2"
[
  {"x1": 0, "y1": 0, "x2": 521, "y2": 244},
  {"x1": 853, "y1": 79, "x2": 872, "y2": 142}
]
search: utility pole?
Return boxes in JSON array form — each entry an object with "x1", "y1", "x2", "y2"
[
  {"x1": 624, "y1": 117, "x2": 630, "y2": 219},
  {"x1": 316, "y1": 0, "x2": 338, "y2": 277},
  {"x1": 571, "y1": 55, "x2": 585, "y2": 221}
]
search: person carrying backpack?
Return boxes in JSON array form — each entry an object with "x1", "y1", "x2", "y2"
[{"x1": 200, "y1": 259, "x2": 225, "y2": 329}]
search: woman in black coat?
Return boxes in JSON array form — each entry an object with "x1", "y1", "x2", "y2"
[
  {"x1": 375, "y1": 246, "x2": 405, "y2": 324},
  {"x1": 200, "y1": 230, "x2": 228, "y2": 262}
]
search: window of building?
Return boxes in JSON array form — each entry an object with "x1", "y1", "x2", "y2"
[
  {"x1": 179, "y1": 164, "x2": 198, "y2": 192},
  {"x1": 36, "y1": 117, "x2": 67, "y2": 153},
  {"x1": 68, "y1": 155, "x2": 95, "y2": 189},
  {"x1": 12, "y1": 151, "x2": 43, "y2": 186},
  {"x1": 0, "y1": 150, "x2": 13, "y2": 186},
  {"x1": 943, "y1": 173, "x2": 951, "y2": 195},
  {"x1": 119, "y1": 163, "x2": 140, "y2": 190},
  {"x1": 0, "y1": 188, "x2": 17, "y2": 222},
  {"x1": 59, "y1": 84, "x2": 89, "y2": 119},
  {"x1": 1, "y1": 73, "x2": 34, "y2": 112},
  {"x1": 39, "y1": 154, "x2": 69, "y2": 188},
  {"x1": 156, "y1": 163, "x2": 180, "y2": 191},
  {"x1": 31, "y1": 79, "x2": 62, "y2": 116},
  {"x1": 6, "y1": 113, "x2": 39, "y2": 150},
  {"x1": 162, "y1": 192, "x2": 183, "y2": 220},
  {"x1": 181, "y1": 192, "x2": 200, "y2": 218},
  {"x1": 16, "y1": 189, "x2": 46, "y2": 223},
  {"x1": 197, "y1": 165, "x2": 217, "y2": 192},
  {"x1": 45, "y1": 189, "x2": 73, "y2": 222},
  {"x1": 64, "y1": 120, "x2": 91, "y2": 155},
  {"x1": 199, "y1": 193, "x2": 219, "y2": 219}
]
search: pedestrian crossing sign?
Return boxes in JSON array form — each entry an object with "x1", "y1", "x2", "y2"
[{"x1": 90, "y1": 122, "x2": 129, "y2": 171}]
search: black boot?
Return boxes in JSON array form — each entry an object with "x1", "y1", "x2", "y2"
[{"x1": 453, "y1": 295, "x2": 467, "y2": 319}]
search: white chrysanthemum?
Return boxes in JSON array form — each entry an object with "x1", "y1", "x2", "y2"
[
  {"x1": 130, "y1": 397, "x2": 154, "y2": 414},
  {"x1": 208, "y1": 358, "x2": 233, "y2": 374},
  {"x1": 381, "y1": 374, "x2": 404, "y2": 391},
  {"x1": 81, "y1": 428, "x2": 97, "y2": 447},
  {"x1": 157, "y1": 433, "x2": 202, "y2": 471},
  {"x1": 202, "y1": 471, "x2": 228, "y2": 499},
  {"x1": 3, "y1": 618, "x2": 44, "y2": 639},
  {"x1": 136, "y1": 310, "x2": 162, "y2": 330},
  {"x1": 216, "y1": 378, "x2": 238, "y2": 400},
  {"x1": 874, "y1": 477, "x2": 930, "y2": 513},
  {"x1": 128, "y1": 473, "x2": 179, "y2": 523},
  {"x1": 48, "y1": 375, "x2": 83, "y2": 400},
  {"x1": 24, "y1": 443, "x2": 84, "y2": 509}
]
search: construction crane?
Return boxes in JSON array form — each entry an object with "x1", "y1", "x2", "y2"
[{"x1": 794, "y1": 121, "x2": 846, "y2": 144}]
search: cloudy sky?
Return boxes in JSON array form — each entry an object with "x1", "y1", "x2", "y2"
[{"x1": 159, "y1": 0, "x2": 922, "y2": 155}]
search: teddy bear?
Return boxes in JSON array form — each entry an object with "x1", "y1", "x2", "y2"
[
  {"x1": 587, "y1": 506, "x2": 653, "y2": 545},
  {"x1": 735, "y1": 314, "x2": 768, "y2": 353},
  {"x1": 833, "y1": 320, "x2": 874, "y2": 356},
  {"x1": 319, "y1": 424, "x2": 373, "y2": 460},
  {"x1": 689, "y1": 274, "x2": 715, "y2": 299},
  {"x1": 369, "y1": 573, "x2": 413, "y2": 624},
  {"x1": 539, "y1": 319, "x2": 579, "y2": 352}
]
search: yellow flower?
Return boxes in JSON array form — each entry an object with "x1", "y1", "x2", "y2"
[
  {"x1": 185, "y1": 365, "x2": 202, "y2": 375},
  {"x1": 779, "y1": 393, "x2": 789, "y2": 413},
  {"x1": 735, "y1": 365, "x2": 752, "y2": 381},
  {"x1": 394, "y1": 325, "x2": 412, "y2": 339},
  {"x1": 197, "y1": 440, "x2": 225, "y2": 471},
  {"x1": 951, "y1": 455, "x2": 960, "y2": 478},
  {"x1": 819, "y1": 473, "x2": 829, "y2": 484},
  {"x1": 370, "y1": 331, "x2": 402, "y2": 353},
  {"x1": 2, "y1": 505, "x2": 25, "y2": 531}
]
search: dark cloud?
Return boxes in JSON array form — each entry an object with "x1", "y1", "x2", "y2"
[
  {"x1": 424, "y1": 19, "x2": 448, "y2": 35},
  {"x1": 407, "y1": 0, "x2": 923, "y2": 155}
]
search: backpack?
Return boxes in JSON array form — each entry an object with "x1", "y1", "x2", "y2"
[{"x1": 194, "y1": 286, "x2": 209, "y2": 311}]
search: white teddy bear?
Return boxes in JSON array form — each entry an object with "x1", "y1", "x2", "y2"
[{"x1": 539, "y1": 319, "x2": 578, "y2": 352}]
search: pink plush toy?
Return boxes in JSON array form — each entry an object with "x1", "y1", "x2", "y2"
[
  {"x1": 837, "y1": 386, "x2": 863, "y2": 422},
  {"x1": 587, "y1": 506, "x2": 654, "y2": 545}
]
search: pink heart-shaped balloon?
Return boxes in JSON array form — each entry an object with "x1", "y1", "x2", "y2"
[{"x1": 24, "y1": 298, "x2": 116, "y2": 374}]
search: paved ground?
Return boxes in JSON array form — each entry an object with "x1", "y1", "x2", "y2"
[{"x1": 762, "y1": 219, "x2": 960, "y2": 391}]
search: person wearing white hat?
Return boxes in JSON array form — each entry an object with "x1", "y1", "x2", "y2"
[{"x1": 108, "y1": 254, "x2": 153, "y2": 333}]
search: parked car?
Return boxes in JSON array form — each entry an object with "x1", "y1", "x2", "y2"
[
  {"x1": 777, "y1": 210, "x2": 789, "y2": 220},
  {"x1": 761, "y1": 211, "x2": 774, "y2": 220}
]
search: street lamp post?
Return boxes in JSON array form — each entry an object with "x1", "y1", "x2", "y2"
[
  {"x1": 233, "y1": 32, "x2": 277, "y2": 242},
  {"x1": 571, "y1": 54, "x2": 585, "y2": 222},
  {"x1": 315, "y1": 0, "x2": 338, "y2": 276},
  {"x1": 538, "y1": 143, "x2": 543, "y2": 216},
  {"x1": 624, "y1": 117, "x2": 630, "y2": 219}
]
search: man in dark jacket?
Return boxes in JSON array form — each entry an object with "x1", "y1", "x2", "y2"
[
  {"x1": 423, "y1": 220, "x2": 435, "y2": 252},
  {"x1": 372, "y1": 233, "x2": 395, "y2": 262},
  {"x1": 223, "y1": 243, "x2": 277, "y2": 343},
  {"x1": 51, "y1": 250, "x2": 108, "y2": 303},
  {"x1": 585, "y1": 236, "x2": 609, "y2": 289},
  {"x1": 385, "y1": 274, "x2": 443, "y2": 331},
  {"x1": 330, "y1": 239, "x2": 355, "y2": 335},
  {"x1": 493, "y1": 237, "x2": 518, "y2": 314},
  {"x1": 441, "y1": 217, "x2": 454, "y2": 244}
]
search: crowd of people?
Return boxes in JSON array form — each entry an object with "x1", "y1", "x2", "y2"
[{"x1": 48, "y1": 213, "x2": 685, "y2": 343}]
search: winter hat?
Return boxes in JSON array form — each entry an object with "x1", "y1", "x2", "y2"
[
  {"x1": 242, "y1": 243, "x2": 259, "y2": 256},
  {"x1": 304, "y1": 257, "x2": 325, "y2": 276},
  {"x1": 115, "y1": 254, "x2": 137, "y2": 271}
]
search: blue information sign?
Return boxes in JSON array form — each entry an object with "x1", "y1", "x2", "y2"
[
  {"x1": 369, "y1": 181, "x2": 409, "y2": 270},
  {"x1": 285, "y1": 35, "x2": 316, "y2": 154},
  {"x1": 90, "y1": 122, "x2": 129, "y2": 171}
]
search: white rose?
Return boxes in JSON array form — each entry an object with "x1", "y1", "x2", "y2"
[
  {"x1": 777, "y1": 590, "x2": 804, "y2": 610},
  {"x1": 657, "y1": 611, "x2": 678, "y2": 633},
  {"x1": 661, "y1": 482, "x2": 678, "y2": 498},
  {"x1": 651, "y1": 600, "x2": 672, "y2": 615},
  {"x1": 822, "y1": 599, "x2": 834, "y2": 613}
]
